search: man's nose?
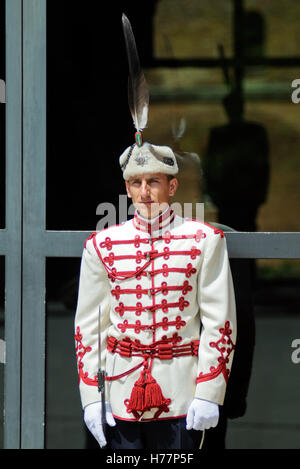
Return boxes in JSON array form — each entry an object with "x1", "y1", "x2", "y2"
[{"x1": 140, "y1": 181, "x2": 150, "y2": 197}]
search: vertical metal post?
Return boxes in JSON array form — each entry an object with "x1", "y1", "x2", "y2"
[
  {"x1": 4, "y1": 0, "x2": 22, "y2": 449},
  {"x1": 21, "y1": 0, "x2": 46, "y2": 448}
]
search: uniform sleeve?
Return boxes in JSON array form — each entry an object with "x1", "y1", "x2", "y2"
[
  {"x1": 195, "y1": 230, "x2": 237, "y2": 405},
  {"x1": 74, "y1": 235, "x2": 111, "y2": 409}
]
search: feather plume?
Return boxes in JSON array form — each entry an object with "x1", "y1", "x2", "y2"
[{"x1": 122, "y1": 13, "x2": 149, "y2": 133}]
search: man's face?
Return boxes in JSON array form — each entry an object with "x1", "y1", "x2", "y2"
[{"x1": 125, "y1": 172, "x2": 178, "y2": 219}]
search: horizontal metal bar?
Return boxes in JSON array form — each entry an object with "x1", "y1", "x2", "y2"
[
  {"x1": 4, "y1": 229, "x2": 296, "y2": 261},
  {"x1": 42, "y1": 231, "x2": 300, "y2": 259},
  {"x1": 226, "y1": 232, "x2": 300, "y2": 259},
  {"x1": 43, "y1": 230, "x2": 89, "y2": 257}
]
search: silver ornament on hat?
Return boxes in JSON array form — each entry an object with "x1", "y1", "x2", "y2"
[{"x1": 135, "y1": 150, "x2": 149, "y2": 166}]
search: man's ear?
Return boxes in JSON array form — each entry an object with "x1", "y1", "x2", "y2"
[
  {"x1": 125, "y1": 181, "x2": 132, "y2": 199},
  {"x1": 169, "y1": 177, "x2": 178, "y2": 197}
]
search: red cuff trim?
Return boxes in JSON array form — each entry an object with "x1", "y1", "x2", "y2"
[
  {"x1": 196, "y1": 321, "x2": 235, "y2": 385},
  {"x1": 75, "y1": 326, "x2": 98, "y2": 387}
]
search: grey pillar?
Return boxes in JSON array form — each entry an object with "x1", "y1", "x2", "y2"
[
  {"x1": 3, "y1": 0, "x2": 22, "y2": 449},
  {"x1": 21, "y1": 0, "x2": 46, "y2": 448}
]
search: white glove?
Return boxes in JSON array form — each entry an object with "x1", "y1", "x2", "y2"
[
  {"x1": 186, "y1": 398, "x2": 219, "y2": 431},
  {"x1": 84, "y1": 401, "x2": 116, "y2": 448}
]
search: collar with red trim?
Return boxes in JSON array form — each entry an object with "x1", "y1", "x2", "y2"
[{"x1": 133, "y1": 206, "x2": 175, "y2": 235}]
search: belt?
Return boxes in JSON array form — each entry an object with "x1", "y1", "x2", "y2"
[{"x1": 107, "y1": 335, "x2": 199, "y2": 361}]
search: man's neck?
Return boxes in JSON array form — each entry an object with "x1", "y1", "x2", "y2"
[
  {"x1": 133, "y1": 205, "x2": 175, "y2": 234},
  {"x1": 137, "y1": 205, "x2": 170, "y2": 222}
]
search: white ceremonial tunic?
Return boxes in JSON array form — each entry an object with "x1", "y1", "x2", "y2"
[{"x1": 74, "y1": 207, "x2": 236, "y2": 422}]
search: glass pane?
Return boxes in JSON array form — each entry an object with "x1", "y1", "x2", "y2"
[
  {"x1": 150, "y1": 1, "x2": 232, "y2": 97},
  {"x1": 154, "y1": 0, "x2": 232, "y2": 59},
  {"x1": 143, "y1": 93, "x2": 300, "y2": 232},
  {"x1": 45, "y1": 257, "x2": 89, "y2": 449},
  {"x1": 0, "y1": 256, "x2": 4, "y2": 448},
  {"x1": 226, "y1": 259, "x2": 300, "y2": 449},
  {"x1": 246, "y1": 100, "x2": 300, "y2": 232},
  {"x1": 46, "y1": 2, "x2": 128, "y2": 231},
  {"x1": 148, "y1": 2, "x2": 300, "y2": 232},
  {"x1": 246, "y1": 0, "x2": 300, "y2": 58},
  {"x1": 46, "y1": 1, "x2": 300, "y2": 232}
]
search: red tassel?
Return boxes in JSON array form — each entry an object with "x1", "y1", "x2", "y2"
[
  {"x1": 126, "y1": 371, "x2": 146, "y2": 412},
  {"x1": 144, "y1": 373, "x2": 169, "y2": 408},
  {"x1": 125, "y1": 368, "x2": 171, "y2": 415}
]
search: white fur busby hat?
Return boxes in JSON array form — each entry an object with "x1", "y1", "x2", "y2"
[
  {"x1": 120, "y1": 14, "x2": 178, "y2": 181},
  {"x1": 120, "y1": 142, "x2": 178, "y2": 180}
]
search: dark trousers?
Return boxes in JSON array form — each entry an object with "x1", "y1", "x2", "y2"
[{"x1": 106, "y1": 417, "x2": 203, "y2": 450}]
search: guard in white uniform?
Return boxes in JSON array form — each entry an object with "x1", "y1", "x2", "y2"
[{"x1": 74, "y1": 14, "x2": 236, "y2": 449}]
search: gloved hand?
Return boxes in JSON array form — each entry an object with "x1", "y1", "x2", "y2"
[
  {"x1": 186, "y1": 398, "x2": 219, "y2": 431},
  {"x1": 84, "y1": 401, "x2": 116, "y2": 448}
]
